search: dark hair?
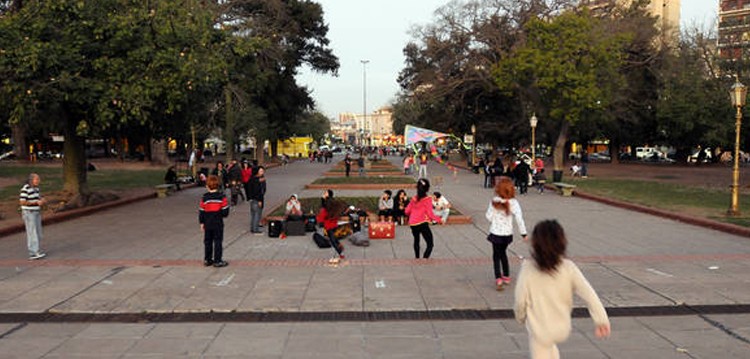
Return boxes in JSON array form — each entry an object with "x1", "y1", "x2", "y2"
[
  {"x1": 530, "y1": 220, "x2": 567, "y2": 273},
  {"x1": 384, "y1": 190, "x2": 392, "y2": 198},
  {"x1": 324, "y1": 199, "x2": 347, "y2": 220},
  {"x1": 434, "y1": 192, "x2": 442, "y2": 199},
  {"x1": 416, "y1": 178, "x2": 430, "y2": 199}
]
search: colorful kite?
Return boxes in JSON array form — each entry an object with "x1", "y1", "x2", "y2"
[{"x1": 404, "y1": 125, "x2": 450, "y2": 145}]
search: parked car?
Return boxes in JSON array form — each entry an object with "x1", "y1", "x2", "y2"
[{"x1": 589, "y1": 152, "x2": 611, "y2": 162}]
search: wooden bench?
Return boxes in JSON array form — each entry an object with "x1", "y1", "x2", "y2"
[
  {"x1": 552, "y1": 182, "x2": 576, "y2": 197},
  {"x1": 155, "y1": 184, "x2": 176, "y2": 198}
]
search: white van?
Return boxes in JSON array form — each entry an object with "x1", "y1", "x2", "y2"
[{"x1": 635, "y1": 147, "x2": 658, "y2": 160}]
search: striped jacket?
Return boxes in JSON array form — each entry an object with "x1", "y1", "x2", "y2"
[
  {"x1": 199, "y1": 191, "x2": 229, "y2": 229},
  {"x1": 19, "y1": 184, "x2": 42, "y2": 211}
]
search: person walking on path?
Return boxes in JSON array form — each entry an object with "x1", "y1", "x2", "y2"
[
  {"x1": 417, "y1": 152, "x2": 428, "y2": 179},
  {"x1": 514, "y1": 220, "x2": 610, "y2": 359},
  {"x1": 357, "y1": 155, "x2": 366, "y2": 177},
  {"x1": 199, "y1": 175, "x2": 230, "y2": 267},
  {"x1": 19, "y1": 173, "x2": 46, "y2": 260},
  {"x1": 211, "y1": 161, "x2": 227, "y2": 192},
  {"x1": 486, "y1": 177, "x2": 527, "y2": 290},
  {"x1": 514, "y1": 158, "x2": 531, "y2": 195},
  {"x1": 248, "y1": 166, "x2": 266, "y2": 234},
  {"x1": 405, "y1": 178, "x2": 443, "y2": 259},
  {"x1": 344, "y1": 154, "x2": 352, "y2": 177}
]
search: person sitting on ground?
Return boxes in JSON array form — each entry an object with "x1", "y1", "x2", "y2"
[
  {"x1": 164, "y1": 165, "x2": 180, "y2": 190},
  {"x1": 392, "y1": 189, "x2": 409, "y2": 225},
  {"x1": 570, "y1": 161, "x2": 582, "y2": 177},
  {"x1": 285, "y1": 194, "x2": 303, "y2": 221},
  {"x1": 432, "y1": 191, "x2": 451, "y2": 224},
  {"x1": 378, "y1": 190, "x2": 394, "y2": 222}
]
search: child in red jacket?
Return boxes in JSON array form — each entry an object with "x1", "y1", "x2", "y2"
[
  {"x1": 405, "y1": 178, "x2": 443, "y2": 258},
  {"x1": 199, "y1": 175, "x2": 230, "y2": 267}
]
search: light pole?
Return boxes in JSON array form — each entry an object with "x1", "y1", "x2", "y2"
[
  {"x1": 471, "y1": 124, "x2": 476, "y2": 167},
  {"x1": 728, "y1": 78, "x2": 747, "y2": 216},
  {"x1": 530, "y1": 113, "x2": 538, "y2": 165},
  {"x1": 361, "y1": 59, "x2": 370, "y2": 146}
]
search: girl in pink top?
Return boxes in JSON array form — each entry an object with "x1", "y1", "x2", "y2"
[{"x1": 405, "y1": 178, "x2": 443, "y2": 258}]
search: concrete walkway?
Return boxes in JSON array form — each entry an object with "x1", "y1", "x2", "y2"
[{"x1": 1, "y1": 156, "x2": 749, "y2": 358}]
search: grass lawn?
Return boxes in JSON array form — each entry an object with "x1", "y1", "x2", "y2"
[
  {"x1": 327, "y1": 167, "x2": 402, "y2": 173},
  {"x1": 312, "y1": 176, "x2": 416, "y2": 185},
  {"x1": 571, "y1": 178, "x2": 750, "y2": 227},
  {"x1": 268, "y1": 196, "x2": 462, "y2": 217}
]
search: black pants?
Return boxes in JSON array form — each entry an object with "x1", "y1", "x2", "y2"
[
  {"x1": 490, "y1": 235, "x2": 512, "y2": 278},
  {"x1": 328, "y1": 230, "x2": 343, "y2": 256},
  {"x1": 204, "y1": 227, "x2": 224, "y2": 262},
  {"x1": 345, "y1": 165, "x2": 351, "y2": 177},
  {"x1": 411, "y1": 223, "x2": 434, "y2": 258},
  {"x1": 484, "y1": 174, "x2": 491, "y2": 188}
]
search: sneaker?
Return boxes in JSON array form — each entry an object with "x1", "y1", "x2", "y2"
[
  {"x1": 339, "y1": 254, "x2": 346, "y2": 260},
  {"x1": 502, "y1": 276, "x2": 511, "y2": 284},
  {"x1": 203, "y1": 260, "x2": 214, "y2": 267},
  {"x1": 29, "y1": 252, "x2": 46, "y2": 260},
  {"x1": 213, "y1": 261, "x2": 228, "y2": 268},
  {"x1": 496, "y1": 278, "x2": 504, "y2": 291}
]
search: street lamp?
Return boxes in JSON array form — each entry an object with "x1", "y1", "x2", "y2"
[
  {"x1": 471, "y1": 124, "x2": 477, "y2": 167},
  {"x1": 361, "y1": 59, "x2": 370, "y2": 146},
  {"x1": 728, "y1": 78, "x2": 747, "y2": 216},
  {"x1": 530, "y1": 113, "x2": 538, "y2": 165}
]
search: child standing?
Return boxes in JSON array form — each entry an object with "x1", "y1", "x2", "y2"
[
  {"x1": 514, "y1": 220, "x2": 610, "y2": 359},
  {"x1": 486, "y1": 177, "x2": 527, "y2": 290},
  {"x1": 405, "y1": 178, "x2": 443, "y2": 258},
  {"x1": 199, "y1": 175, "x2": 230, "y2": 267}
]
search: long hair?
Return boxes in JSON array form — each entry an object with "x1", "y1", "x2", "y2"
[
  {"x1": 530, "y1": 220, "x2": 567, "y2": 273},
  {"x1": 324, "y1": 199, "x2": 347, "y2": 220},
  {"x1": 416, "y1": 178, "x2": 430, "y2": 199},
  {"x1": 492, "y1": 177, "x2": 515, "y2": 213}
]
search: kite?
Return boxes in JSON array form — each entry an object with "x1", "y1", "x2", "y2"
[{"x1": 404, "y1": 125, "x2": 450, "y2": 145}]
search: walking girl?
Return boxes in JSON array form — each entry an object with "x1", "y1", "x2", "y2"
[
  {"x1": 514, "y1": 220, "x2": 610, "y2": 359},
  {"x1": 486, "y1": 176, "x2": 527, "y2": 290},
  {"x1": 404, "y1": 178, "x2": 443, "y2": 258}
]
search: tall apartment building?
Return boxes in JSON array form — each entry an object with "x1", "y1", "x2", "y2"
[
  {"x1": 581, "y1": 0, "x2": 681, "y2": 41},
  {"x1": 719, "y1": 0, "x2": 750, "y2": 59}
]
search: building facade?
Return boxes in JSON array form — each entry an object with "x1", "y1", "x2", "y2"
[
  {"x1": 581, "y1": 0, "x2": 681, "y2": 42},
  {"x1": 719, "y1": 0, "x2": 750, "y2": 59},
  {"x1": 337, "y1": 108, "x2": 394, "y2": 146}
]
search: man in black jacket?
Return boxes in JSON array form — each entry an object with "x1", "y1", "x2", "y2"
[{"x1": 248, "y1": 166, "x2": 266, "y2": 234}]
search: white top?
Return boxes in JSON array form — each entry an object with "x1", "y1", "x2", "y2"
[
  {"x1": 433, "y1": 196, "x2": 450, "y2": 211},
  {"x1": 485, "y1": 197, "x2": 526, "y2": 236},
  {"x1": 514, "y1": 259, "x2": 609, "y2": 344},
  {"x1": 379, "y1": 197, "x2": 393, "y2": 210}
]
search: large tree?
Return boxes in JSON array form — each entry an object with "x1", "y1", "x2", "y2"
[{"x1": 494, "y1": 9, "x2": 626, "y2": 179}]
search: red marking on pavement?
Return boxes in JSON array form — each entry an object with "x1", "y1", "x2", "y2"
[{"x1": 1, "y1": 252, "x2": 750, "y2": 268}]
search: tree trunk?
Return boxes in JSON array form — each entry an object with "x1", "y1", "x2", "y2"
[
  {"x1": 224, "y1": 87, "x2": 236, "y2": 162},
  {"x1": 11, "y1": 122, "x2": 29, "y2": 161},
  {"x1": 151, "y1": 139, "x2": 168, "y2": 165},
  {"x1": 270, "y1": 139, "x2": 278, "y2": 158},
  {"x1": 256, "y1": 135, "x2": 265, "y2": 164},
  {"x1": 610, "y1": 137, "x2": 620, "y2": 165},
  {"x1": 552, "y1": 121, "x2": 570, "y2": 182},
  {"x1": 62, "y1": 116, "x2": 90, "y2": 199}
]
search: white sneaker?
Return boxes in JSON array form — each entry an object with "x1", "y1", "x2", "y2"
[{"x1": 29, "y1": 252, "x2": 46, "y2": 260}]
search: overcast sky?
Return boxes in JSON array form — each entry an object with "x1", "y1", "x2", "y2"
[{"x1": 297, "y1": 1, "x2": 719, "y2": 120}]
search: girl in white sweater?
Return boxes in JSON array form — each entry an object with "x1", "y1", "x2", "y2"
[
  {"x1": 514, "y1": 220, "x2": 611, "y2": 359},
  {"x1": 485, "y1": 177, "x2": 527, "y2": 290}
]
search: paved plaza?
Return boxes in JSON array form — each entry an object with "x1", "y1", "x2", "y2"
[{"x1": 0, "y1": 157, "x2": 749, "y2": 358}]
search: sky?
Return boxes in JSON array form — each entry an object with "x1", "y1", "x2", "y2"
[{"x1": 297, "y1": 0, "x2": 719, "y2": 121}]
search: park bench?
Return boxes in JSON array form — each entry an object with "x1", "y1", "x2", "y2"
[
  {"x1": 155, "y1": 184, "x2": 176, "y2": 198},
  {"x1": 552, "y1": 182, "x2": 576, "y2": 197}
]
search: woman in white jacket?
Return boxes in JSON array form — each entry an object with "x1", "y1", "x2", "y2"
[
  {"x1": 514, "y1": 220, "x2": 610, "y2": 359},
  {"x1": 486, "y1": 177, "x2": 527, "y2": 290}
]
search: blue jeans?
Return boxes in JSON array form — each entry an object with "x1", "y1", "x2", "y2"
[
  {"x1": 22, "y1": 209, "x2": 42, "y2": 255},
  {"x1": 250, "y1": 200, "x2": 262, "y2": 232}
]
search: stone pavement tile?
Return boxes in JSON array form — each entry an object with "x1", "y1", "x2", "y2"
[
  {"x1": 0, "y1": 267, "x2": 113, "y2": 312},
  {"x1": 110, "y1": 267, "x2": 213, "y2": 313},
  {"x1": 0, "y1": 266, "x2": 77, "y2": 303},
  {"x1": 2, "y1": 323, "x2": 88, "y2": 339},
  {"x1": 290, "y1": 322, "x2": 363, "y2": 337},
  {"x1": 46, "y1": 337, "x2": 138, "y2": 356},
  {"x1": 50, "y1": 266, "x2": 167, "y2": 313},
  {"x1": 124, "y1": 337, "x2": 213, "y2": 356},
  {"x1": 300, "y1": 266, "x2": 364, "y2": 312},
  {"x1": 635, "y1": 315, "x2": 716, "y2": 331},
  {"x1": 363, "y1": 336, "x2": 440, "y2": 357},
  {"x1": 438, "y1": 333, "x2": 517, "y2": 355},
  {"x1": 363, "y1": 266, "x2": 426, "y2": 311},
  {"x1": 237, "y1": 267, "x2": 311, "y2": 311},
  {"x1": 705, "y1": 313, "x2": 750, "y2": 330},
  {"x1": 206, "y1": 323, "x2": 292, "y2": 356},
  {"x1": 174, "y1": 267, "x2": 261, "y2": 312},
  {"x1": 431, "y1": 320, "x2": 506, "y2": 336},
  {"x1": 283, "y1": 335, "x2": 365, "y2": 356},
  {"x1": 73, "y1": 323, "x2": 154, "y2": 338},
  {"x1": 145, "y1": 322, "x2": 224, "y2": 339},
  {"x1": 0, "y1": 336, "x2": 67, "y2": 358},
  {"x1": 460, "y1": 265, "x2": 515, "y2": 310},
  {"x1": 364, "y1": 321, "x2": 434, "y2": 337},
  {"x1": 412, "y1": 266, "x2": 489, "y2": 310}
]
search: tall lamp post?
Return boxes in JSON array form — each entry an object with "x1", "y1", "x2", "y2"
[
  {"x1": 471, "y1": 124, "x2": 477, "y2": 167},
  {"x1": 530, "y1": 113, "x2": 538, "y2": 165},
  {"x1": 729, "y1": 78, "x2": 747, "y2": 216},
  {"x1": 361, "y1": 59, "x2": 370, "y2": 146}
]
